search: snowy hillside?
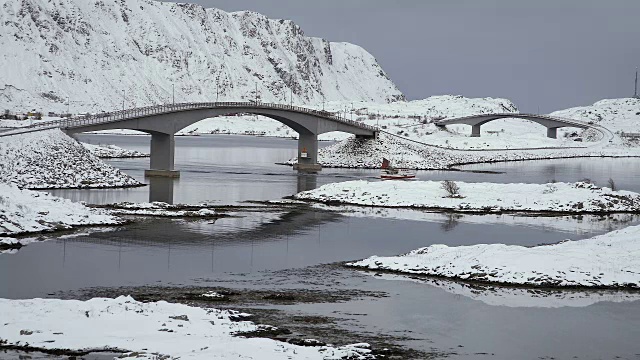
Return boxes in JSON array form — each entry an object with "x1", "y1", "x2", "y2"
[
  {"x1": 0, "y1": 0, "x2": 403, "y2": 113},
  {"x1": 551, "y1": 98, "x2": 640, "y2": 144}
]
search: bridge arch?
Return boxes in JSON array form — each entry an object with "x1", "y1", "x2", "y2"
[
  {"x1": 23, "y1": 102, "x2": 377, "y2": 175},
  {"x1": 434, "y1": 113, "x2": 591, "y2": 138}
]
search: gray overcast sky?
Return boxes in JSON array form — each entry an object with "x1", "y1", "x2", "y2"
[{"x1": 166, "y1": 0, "x2": 640, "y2": 113}]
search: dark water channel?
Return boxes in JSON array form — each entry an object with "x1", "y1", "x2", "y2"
[{"x1": 2, "y1": 134, "x2": 640, "y2": 359}]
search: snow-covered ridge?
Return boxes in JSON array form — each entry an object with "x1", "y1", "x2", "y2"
[
  {"x1": 0, "y1": 182, "x2": 122, "y2": 236},
  {"x1": 0, "y1": 0, "x2": 403, "y2": 113},
  {"x1": 348, "y1": 224, "x2": 640, "y2": 289},
  {"x1": 0, "y1": 129, "x2": 141, "y2": 189},
  {"x1": 295, "y1": 180, "x2": 640, "y2": 213},
  {"x1": 0, "y1": 295, "x2": 376, "y2": 359}
]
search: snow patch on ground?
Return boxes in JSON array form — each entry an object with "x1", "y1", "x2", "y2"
[
  {"x1": 348, "y1": 224, "x2": 640, "y2": 288},
  {"x1": 0, "y1": 129, "x2": 141, "y2": 189},
  {"x1": 295, "y1": 180, "x2": 640, "y2": 213},
  {"x1": 0, "y1": 296, "x2": 375, "y2": 360},
  {"x1": 0, "y1": 183, "x2": 122, "y2": 236}
]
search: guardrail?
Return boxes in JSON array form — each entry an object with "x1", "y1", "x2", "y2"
[{"x1": 14, "y1": 102, "x2": 378, "y2": 134}]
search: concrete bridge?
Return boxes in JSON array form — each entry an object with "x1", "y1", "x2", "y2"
[
  {"x1": 434, "y1": 113, "x2": 592, "y2": 138},
  {"x1": 10, "y1": 102, "x2": 378, "y2": 176}
]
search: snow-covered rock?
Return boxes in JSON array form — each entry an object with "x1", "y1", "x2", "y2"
[
  {"x1": 295, "y1": 180, "x2": 640, "y2": 213},
  {"x1": 0, "y1": 129, "x2": 141, "y2": 189},
  {"x1": 0, "y1": 295, "x2": 376, "y2": 359},
  {"x1": 82, "y1": 142, "x2": 149, "y2": 158},
  {"x1": 0, "y1": 0, "x2": 403, "y2": 113},
  {"x1": 0, "y1": 182, "x2": 122, "y2": 236},
  {"x1": 348, "y1": 224, "x2": 640, "y2": 288}
]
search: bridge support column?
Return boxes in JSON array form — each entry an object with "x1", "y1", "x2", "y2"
[
  {"x1": 547, "y1": 127, "x2": 558, "y2": 139},
  {"x1": 293, "y1": 133, "x2": 321, "y2": 173},
  {"x1": 145, "y1": 133, "x2": 180, "y2": 178},
  {"x1": 471, "y1": 124, "x2": 481, "y2": 137}
]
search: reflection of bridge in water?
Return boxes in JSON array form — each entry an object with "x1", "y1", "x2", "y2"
[
  {"x1": 60, "y1": 202, "x2": 342, "y2": 251},
  {"x1": 147, "y1": 173, "x2": 317, "y2": 204}
]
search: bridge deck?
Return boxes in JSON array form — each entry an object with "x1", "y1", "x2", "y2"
[{"x1": 0, "y1": 102, "x2": 376, "y2": 137}]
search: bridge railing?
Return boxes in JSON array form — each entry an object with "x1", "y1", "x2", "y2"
[{"x1": 18, "y1": 102, "x2": 378, "y2": 133}]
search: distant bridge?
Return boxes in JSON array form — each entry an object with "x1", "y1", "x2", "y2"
[
  {"x1": 434, "y1": 113, "x2": 597, "y2": 139},
  {"x1": 1, "y1": 102, "x2": 378, "y2": 176}
]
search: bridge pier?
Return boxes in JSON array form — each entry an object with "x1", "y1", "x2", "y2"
[
  {"x1": 145, "y1": 133, "x2": 180, "y2": 178},
  {"x1": 547, "y1": 127, "x2": 558, "y2": 139},
  {"x1": 471, "y1": 124, "x2": 481, "y2": 137},
  {"x1": 293, "y1": 133, "x2": 321, "y2": 173}
]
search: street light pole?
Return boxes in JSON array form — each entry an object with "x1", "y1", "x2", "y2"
[
  {"x1": 635, "y1": 67, "x2": 638, "y2": 98},
  {"x1": 172, "y1": 84, "x2": 175, "y2": 106},
  {"x1": 122, "y1": 90, "x2": 125, "y2": 112},
  {"x1": 351, "y1": 102, "x2": 354, "y2": 121},
  {"x1": 67, "y1": 96, "x2": 70, "y2": 115}
]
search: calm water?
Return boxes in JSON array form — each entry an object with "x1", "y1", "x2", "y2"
[{"x1": 3, "y1": 134, "x2": 640, "y2": 359}]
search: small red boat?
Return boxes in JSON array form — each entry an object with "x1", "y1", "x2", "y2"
[{"x1": 380, "y1": 158, "x2": 416, "y2": 180}]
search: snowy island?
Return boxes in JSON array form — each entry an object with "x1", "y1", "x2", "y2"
[
  {"x1": 347, "y1": 224, "x2": 640, "y2": 289},
  {"x1": 295, "y1": 180, "x2": 640, "y2": 214}
]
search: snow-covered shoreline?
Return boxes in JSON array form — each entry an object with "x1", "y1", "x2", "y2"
[
  {"x1": 295, "y1": 180, "x2": 640, "y2": 214},
  {"x1": 347, "y1": 224, "x2": 640, "y2": 289},
  {"x1": 98, "y1": 202, "x2": 220, "y2": 217},
  {"x1": 301, "y1": 131, "x2": 640, "y2": 171},
  {"x1": 0, "y1": 296, "x2": 376, "y2": 359},
  {"x1": 0, "y1": 183, "x2": 123, "y2": 237}
]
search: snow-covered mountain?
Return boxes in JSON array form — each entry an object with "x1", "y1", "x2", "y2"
[{"x1": 0, "y1": 0, "x2": 404, "y2": 113}]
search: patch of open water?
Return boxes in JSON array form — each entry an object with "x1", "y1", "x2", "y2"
[{"x1": 2, "y1": 134, "x2": 640, "y2": 359}]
